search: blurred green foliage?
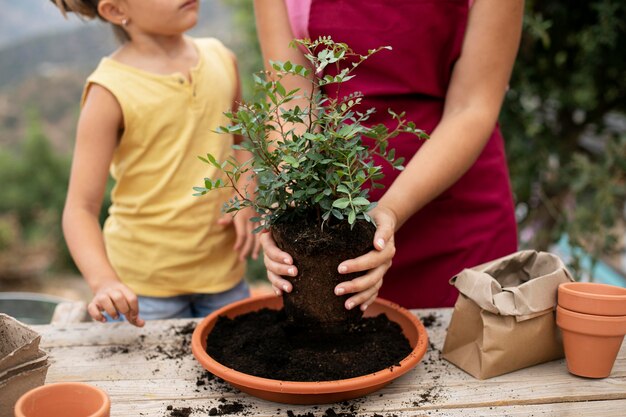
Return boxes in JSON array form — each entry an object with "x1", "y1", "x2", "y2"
[
  {"x1": 0, "y1": 110, "x2": 72, "y2": 271},
  {"x1": 0, "y1": 110, "x2": 69, "y2": 241},
  {"x1": 222, "y1": 0, "x2": 264, "y2": 98},
  {"x1": 501, "y1": 0, "x2": 626, "y2": 277}
]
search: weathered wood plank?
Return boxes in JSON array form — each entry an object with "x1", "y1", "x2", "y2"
[
  {"x1": 33, "y1": 308, "x2": 626, "y2": 416},
  {"x1": 67, "y1": 394, "x2": 626, "y2": 417}
]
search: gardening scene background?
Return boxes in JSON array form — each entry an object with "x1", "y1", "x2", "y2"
[{"x1": 0, "y1": 0, "x2": 624, "y2": 307}]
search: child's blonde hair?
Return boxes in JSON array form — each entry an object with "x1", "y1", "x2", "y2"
[{"x1": 52, "y1": 0, "x2": 130, "y2": 43}]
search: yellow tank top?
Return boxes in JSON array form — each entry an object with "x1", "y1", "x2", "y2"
[{"x1": 82, "y1": 37, "x2": 245, "y2": 297}]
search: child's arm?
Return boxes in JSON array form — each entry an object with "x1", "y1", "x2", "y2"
[
  {"x1": 217, "y1": 52, "x2": 261, "y2": 261},
  {"x1": 62, "y1": 84, "x2": 144, "y2": 327}
]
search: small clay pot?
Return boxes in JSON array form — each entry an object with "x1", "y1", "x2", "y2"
[
  {"x1": 14, "y1": 382, "x2": 110, "y2": 417},
  {"x1": 556, "y1": 305, "x2": 626, "y2": 378},
  {"x1": 558, "y1": 282, "x2": 626, "y2": 316}
]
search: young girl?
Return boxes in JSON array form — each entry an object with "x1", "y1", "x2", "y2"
[{"x1": 54, "y1": 0, "x2": 258, "y2": 327}]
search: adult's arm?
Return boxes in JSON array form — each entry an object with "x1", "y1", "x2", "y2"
[{"x1": 337, "y1": 0, "x2": 525, "y2": 310}]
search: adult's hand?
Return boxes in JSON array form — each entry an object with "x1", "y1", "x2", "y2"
[
  {"x1": 259, "y1": 231, "x2": 297, "y2": 296},
  {"x1": 334, "y1": 206, "x2": 398, "y2": 311}
]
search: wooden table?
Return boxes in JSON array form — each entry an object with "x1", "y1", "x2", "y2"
[{"x1": 35, "y1": 308, "x2": 626, "y2": 417}]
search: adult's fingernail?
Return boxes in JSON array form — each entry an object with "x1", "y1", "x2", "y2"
[
  {"x1": 274, "y1": 288, "x2": 281, "y2": 296},
  {"x1": 283, "y1": 258, "x2": 291, "y2": 264},
  {"x1": 288, "y1": 267, "x2": 295, "y2": 276},
  {"x1": 346, "y1": 301, "x2": 355, "y2": 310},
  {"x1": 338, "y1": 265, "x2": 347, "y2": 273},
  {"x1": 377, "y1": 238, "x2": 385, "y2": 249},
  {"x1": 335, "y1": 287, "x2": 345, "y2": 295},
  {"x1": 282, "y1": 284, "x2": 290, "y2": 292},
  {"x1": 361, "y1": 304, "x2": 369, "y2": 311}
]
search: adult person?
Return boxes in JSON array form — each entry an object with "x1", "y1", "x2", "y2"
[{"x1": 256, "y1": 0, "x2": 523, "y2": 310}]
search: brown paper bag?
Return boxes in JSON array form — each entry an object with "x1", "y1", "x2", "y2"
[{"x1": 442, "y1": 250, "x2": 574, "y2": 379}]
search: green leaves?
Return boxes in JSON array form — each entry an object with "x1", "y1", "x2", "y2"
[{"x1": 195, "y1": 36, "x2": 428, "y2": 231}]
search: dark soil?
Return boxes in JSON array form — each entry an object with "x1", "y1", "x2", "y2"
[
  {"x1": 420, "y1": 313, "x2": 440, "y2": 329},
  {"x1": 272, "y1": 216, "x2": 376, "y2": 328},
  {"x1": 206, "y1": 308, "x2": 412, "y2": 382}
]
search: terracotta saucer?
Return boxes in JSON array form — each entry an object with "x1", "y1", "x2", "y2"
[{"x1": 191, "y1": 295, "x2": 428, "y2": 404}]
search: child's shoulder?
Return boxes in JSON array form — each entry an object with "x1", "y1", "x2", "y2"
[{"x1": 191, "y1": 37, "x2": 235, "y2": 62}]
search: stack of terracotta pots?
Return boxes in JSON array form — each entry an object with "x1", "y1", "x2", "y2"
[{"x1": 556, "y1": 282, "x2": 626, "y2": 378}]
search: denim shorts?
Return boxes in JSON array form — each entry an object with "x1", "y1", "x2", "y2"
[{"x1": 106, "y1": 279, "x2": 250, "y2": 322}]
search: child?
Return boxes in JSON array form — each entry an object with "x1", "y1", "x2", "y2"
[{"x1": 54, "y1": 0, "x2": 258, "y2": 326}]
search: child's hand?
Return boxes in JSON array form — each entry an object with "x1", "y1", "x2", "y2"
[
  {"x1": 218, "y1": 207, "x2": 261, "y2": 261},
  {"x1": 333, "y1": 206, "x2": 397, "y2": 311},
  {"x1": 88, "y1": 281, "x2": 145, "y2": 327}
]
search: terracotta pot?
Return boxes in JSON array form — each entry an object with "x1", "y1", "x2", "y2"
[
  {"x1": 558, "y1": 282, "x2": 626, "y2": 316},
  {"x1": 191, "y1": 295, "x2": 428, "y2": 404},
  {"x1": 556, "y1": 305, "x2": 626, "y2": 378},
  {"x1": 14, "y1": 382, "x2": 110, "y2": 417}
]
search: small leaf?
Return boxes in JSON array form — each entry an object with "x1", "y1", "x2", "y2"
[
  {"x1": 283, "y1": 155, "x2": 300, "y2": 167},
  {"x1": 332, "y1": 198, "x2": 351, "y2": 209},
  {"x1": 352, "y1": 197, "x2": 369, "y2": 206}
]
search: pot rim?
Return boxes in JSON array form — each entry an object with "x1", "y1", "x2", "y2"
[
  {"x1": 556, "y1": 305, "x2": 626, "y2": 336},
  {"x1": 559, "y1": 282, "x2": 626, "y2": 301},
  {"x1": 557, "y1": 305, "x2": 626, "y2": 322},
  {"x1": 191, "y1": 295, "x2": 428, "y2": 395}
]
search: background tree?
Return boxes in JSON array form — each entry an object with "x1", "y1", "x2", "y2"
[{"x1": 502, "y1": 0, "x2": 626, "y2": 277}]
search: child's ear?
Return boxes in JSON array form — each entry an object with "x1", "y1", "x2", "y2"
[{"x1": 97, "y1": 0, "x2": 127, "y2": 26}]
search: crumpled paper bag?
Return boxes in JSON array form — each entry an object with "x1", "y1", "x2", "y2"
[{"x1": 442, "y1": 250, "x2": 574, "y2": 379}]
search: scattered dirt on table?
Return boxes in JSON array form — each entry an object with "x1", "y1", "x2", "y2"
[
  {"x1": 419, "y1": 313, "x2": 441, "y2": 328},
  {"x1": 165, "y1": 405, "x2": 192, "y2": 417},
  {"x1": 97, "y1": 322, "x2": 197, "y2": 364},
  {"x1": 412, "y1": 385, "x2": 442, "y2": 407},
  {"x1": 164, "y1": 397, "x2": 254, "y2": 417},
  {"x1": 207, "y1": 308, "x2": 412, "y2": 382},
  {"x1": 208, "y1": 399, "x2": 246, "y2": 415},
  {"x1": 195, "y1": 370, "x2": 236, "y2": 393}
]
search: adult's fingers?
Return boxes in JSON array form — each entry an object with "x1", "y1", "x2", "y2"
[
  {"x1": 343, "y1": 273, "x2": 384, "y2": 310},
  {"x1": 264, "y1": 253, "x2": 298, "y2": 279},
  {"x1": 370, "y1": 210, "x2": 396, "y2": 251},
  {"x1": 369, "y1": 205, "x2": 397, "y2": 250},
  {"x1": 359, "y1": 292, "x2": 379, "y2": 312},
  {"x1": 266, "y1": 269, "x2": 292, "y2": 294},
  {"x1": 337, "y1": 242, "x2": 395, "y2": 275},
  {"x1": 335, "y1": 261, "x2": 388, "y2": 296},
  {"x1": 260, "y1": 232, "x2": 293, "y2": 265}
]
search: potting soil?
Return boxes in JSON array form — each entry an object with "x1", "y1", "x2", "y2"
[{"x1": 206, "y1": 308, "x2": 412, "y2": 381}]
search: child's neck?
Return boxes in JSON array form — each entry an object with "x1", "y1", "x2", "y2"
[{"x1": 111, "y1": 34, "x2": 199, "y2": 81}]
